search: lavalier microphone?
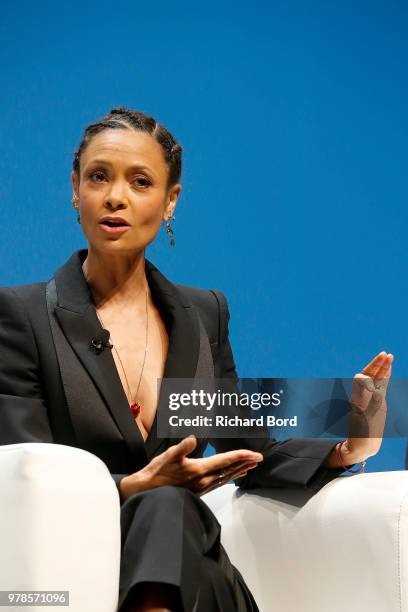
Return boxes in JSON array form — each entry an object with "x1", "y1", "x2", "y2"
[{"x1": 89, "y1": 329, "x2": 113, "y2": 355}]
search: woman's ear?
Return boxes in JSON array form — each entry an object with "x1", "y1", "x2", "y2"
[
  {"x1": 71, "y1": 171, "x2": 79, "y2": 197},
  {"x1": 163, "y1": 183, "x2": 182, "y2": 220},
  {"x1": 163, "y1": 204, "x2": 176, "y2": 221}
]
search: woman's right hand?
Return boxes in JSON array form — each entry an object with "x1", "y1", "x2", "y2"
[{"x1": 119, "y1": 435, "x2": 263, "y2": 501}]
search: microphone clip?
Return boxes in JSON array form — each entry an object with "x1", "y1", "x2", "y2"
[{"x1": 89, "y1": 330, "x2": 114, "y2": 355}]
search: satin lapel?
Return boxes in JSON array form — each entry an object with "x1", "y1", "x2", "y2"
[
  {"x1": 143, "y1": 260, "x2": 201, "y2": 458},
  {"x1": 53, "y1": 249, "x2": 148, "y2": 467},
  {"x1": 144, "y1": 260, "x2": 200, "y2": 380}
]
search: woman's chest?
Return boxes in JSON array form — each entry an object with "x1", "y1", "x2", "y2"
[{"x1": 98, "y1": 303, "x2": 170, "y2": 442}]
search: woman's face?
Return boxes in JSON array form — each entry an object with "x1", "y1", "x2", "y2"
[{"x1": 71, "y1": 128, "x2": 181, "y2": 254}]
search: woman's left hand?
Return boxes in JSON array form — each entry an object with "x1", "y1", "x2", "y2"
[{"x1": 326, "y1": 351, "x2": 394, "y2": 468}]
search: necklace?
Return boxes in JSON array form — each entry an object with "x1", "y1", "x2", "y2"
[{"x1": 95, "y1": 290, "x2": 149, "y2": 419}]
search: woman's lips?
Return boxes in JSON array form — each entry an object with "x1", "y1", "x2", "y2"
[{"x1": 99, "y1": 223, "x2": 131, "y2": 235}]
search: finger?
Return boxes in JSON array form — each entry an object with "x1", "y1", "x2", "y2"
[
  {"x1": 371, "y1": 356, "x2": 393, "y2": 398},
  {"x1": 195, "y1": 461, "x2": 259, "y2": 494},
  {"x1": 211, "y1": 460, "x2": 259, "y2": 479},
  {"x1": 373, "y1": 369, "x2": 391, "y2": 392},
  {"x1": 375, "y1": 354, "x2": 393, "y2": 380},
  {"x1": 365, "y1": 387, "x2": 388, "y2": 427},
  {"x1": 367, "y1": 358, "x2": 392, "y2": 417},
  {"x1": 228, "y1": 465, "x2": 256, "y2": 481},
  {"x1": 193, "y1": 459, "x2": 259, "y2": 483},
  {"x1": 362, "y1": 352, "x2": 387, "y2": 377},
  {"x1": 197, "y1": 468, "x2": 249, "y2": 496},
  {"x1": 195, "y1": 450, "x2": 263, "y2": 474},
  {"x1": 351, "y1": 373, "x2": 375, "y2": 408},
  {"x1": 166, "y1": 435, "x2": 198, "y2": 461},
  {"x1": 215, "y1": 460, "x2": 259, "y2": 482},
  {"x1": 232, "y1": 468, "x2": 250, "y2": 478},
  {"x1": 198, "y1": 469, "x2": 249, "y2": 496},
  {"x1": 349, "y1": 384, "x2": 389, "y2": 438}
]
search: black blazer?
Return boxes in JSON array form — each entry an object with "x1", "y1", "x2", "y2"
[{"x1": 0, "y1": 248, "x2": 342, "y2": 499}]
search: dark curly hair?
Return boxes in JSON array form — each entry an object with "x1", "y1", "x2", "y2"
[{"x1": 72, "y1": 107, "x2": 182, "y2": 190}]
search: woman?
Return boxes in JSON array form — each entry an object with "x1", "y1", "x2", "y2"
[{"x1": 0, "y1": 107, "x2": 393, "y2": 612}]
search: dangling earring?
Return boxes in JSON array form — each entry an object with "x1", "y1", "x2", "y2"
[
  {"x1": 165, "y1": 214, "x2": 176, "y2": 246},
  {"x1": 72, "y1": 194, "x2": 81, "y2": 224}
]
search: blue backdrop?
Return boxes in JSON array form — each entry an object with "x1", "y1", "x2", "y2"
[{"x1": 0, "y1": 0, "x2": 406, "y2": 470}]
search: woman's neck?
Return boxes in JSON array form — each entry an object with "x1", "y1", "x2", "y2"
[{"x1": 82, "y1": 248, "x2": 149, "y2": 308}]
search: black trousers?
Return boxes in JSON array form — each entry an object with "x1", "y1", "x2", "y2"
[{"x1": 118, "y1": 486, "x2": 260, "y2": 612}]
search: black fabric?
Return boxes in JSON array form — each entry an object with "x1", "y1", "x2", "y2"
[
  {"x1": 0, "y1": 247, "x2": 346, "y2": 611},
  {"x1": 118, "y1": 485, "x2": 257, "y2": 611}
]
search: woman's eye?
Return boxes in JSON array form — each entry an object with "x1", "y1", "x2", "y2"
[
  {"x1": 88, "y1": 172, "x2": 150, "y2": 188},
  {"x1": 89, "y1": 171, "x2": 105, "y2": 182},
  {"x1": 134, "y1": 177, "x2": 150, "y2": 187}
]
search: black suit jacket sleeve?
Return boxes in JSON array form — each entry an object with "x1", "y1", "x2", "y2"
[
  {"x1": 0, "y1": 287, "x2": 125, "y2": 493},
  {"x1": 209, "y1": 291, "x2": 345, "y2": 492},
  {"x1": 0, "y1": 287, "x2": 54, "y2": 444}
]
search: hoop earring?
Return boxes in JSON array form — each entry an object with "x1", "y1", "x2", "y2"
[{"x1": 165, "y1": 214, "x2": 176, "y2": 246}]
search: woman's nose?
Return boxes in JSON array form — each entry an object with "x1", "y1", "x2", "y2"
[
  {"x1": 105, "y1": 199, "x2": 127, "y2": 211},
  {"x1": 105, "y1": 182, "x2": 129, "y2": 209}
]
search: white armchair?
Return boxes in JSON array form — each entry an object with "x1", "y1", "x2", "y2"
[
  {"x1": 0, "y1": 444, "x2": 121, "y2": 612},
  {"x1": 0, "y1": 443, "x2": 406, "y2": 612}
]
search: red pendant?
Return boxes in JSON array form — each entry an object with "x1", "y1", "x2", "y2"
[{"x1": 130, "y1": 402, "x2": 141, "y2": 418}]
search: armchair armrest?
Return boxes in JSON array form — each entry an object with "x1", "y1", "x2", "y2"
[
  {"x1": 0, "y1": 443, "x2": 121, "y2": 612},
  {"x1": 203, "y1": 472, "x2": 408, "y2": 612}
]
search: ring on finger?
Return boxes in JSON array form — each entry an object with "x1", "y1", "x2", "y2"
[{"x1": 218, "y1": 470, "x2": 225, "y2": 482}]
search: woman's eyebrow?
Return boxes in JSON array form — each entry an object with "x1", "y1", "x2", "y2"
[{"x1": 86, "y1": 159, "x2": 154, "y2": 174}]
